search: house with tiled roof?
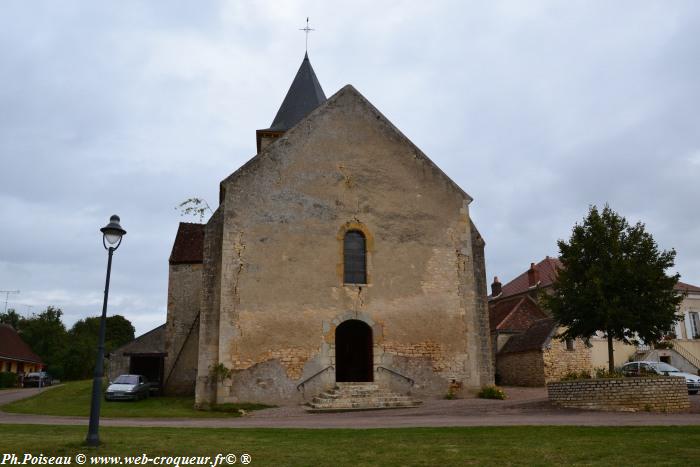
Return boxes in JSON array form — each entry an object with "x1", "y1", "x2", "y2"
[
  {"x1": 489, "y1": 260, "x2": 592, "y2": 385},
  {"x1": 0, "y1": 324, "x2": 43, "y2": 376},
  {"x1": 496, "y1": 317, "x2": 591, "y2": 386},
  {"x1": 490, "y1": 257, "x2": 700, "y2": 384}
]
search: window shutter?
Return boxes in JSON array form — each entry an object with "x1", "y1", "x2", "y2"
[{"x1": 684, "y1": 312, "x2": 694, "y2": 339}]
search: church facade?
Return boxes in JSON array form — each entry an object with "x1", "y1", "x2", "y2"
[{"x1": 162, "y1": 54, "x2": 493, "y2": 406}]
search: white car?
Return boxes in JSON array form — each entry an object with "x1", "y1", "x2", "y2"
[
  {"x1": 104, "y1": 374, "x2": 151, "y2": 401},
  {"x1": 621, "y1": 361, "x2": 700, "y2": 394}
]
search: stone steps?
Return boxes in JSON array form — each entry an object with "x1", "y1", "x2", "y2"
[{"x1": 307, "y1": 382, "x2": 422, "y2": 412}]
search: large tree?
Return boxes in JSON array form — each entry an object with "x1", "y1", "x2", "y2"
[
  {"x1": 544, "y1": 205, "x2": 683, "y2": 371},
  {"x1": 17, "y1": 306, "x2": 69, "y2": 378},
  {"x1": 63, "y1": 315, "x2": 135, "y2": 380}
]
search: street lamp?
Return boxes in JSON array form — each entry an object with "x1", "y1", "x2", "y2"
[{"x1": 86, "y1": 215, "x2": 126, "y2": 447}]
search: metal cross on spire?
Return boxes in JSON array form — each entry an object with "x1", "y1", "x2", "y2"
[{"x1": 299, "y1": 17, "x2": 314, "y2": 53}]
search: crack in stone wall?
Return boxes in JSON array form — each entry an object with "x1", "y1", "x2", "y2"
[{"x1": 231, "y1": 347, "x2": 314, "y2": 380}]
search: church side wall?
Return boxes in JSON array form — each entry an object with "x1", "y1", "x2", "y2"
[
  {"x1": 194, "y1": 209, "x2": 224, "y2": 407},
  {"x1": 470, "y1": 224, "x2": 494, "y2": 387},
  {"x1": 163, "y1": 263, "x2": 202, "y2": 396},
  {"x1": 213, "y1": 88, "x2": 491, "y2": 404}
]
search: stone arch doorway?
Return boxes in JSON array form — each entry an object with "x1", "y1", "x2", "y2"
[{"x1": 335, "y1": 320, "x2": 373, "y2": 382}]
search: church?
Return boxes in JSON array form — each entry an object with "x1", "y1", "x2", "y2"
[{"x1": 112, "y1": 53, "x2": 493, "y2": 407}]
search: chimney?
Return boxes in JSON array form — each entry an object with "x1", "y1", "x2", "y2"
[
  {"x1": 491, "y1": 276, "x2": 502, "y2": 297},
  {"x1": 527, "y1": 262, "x2": 540, "y2": 287}
]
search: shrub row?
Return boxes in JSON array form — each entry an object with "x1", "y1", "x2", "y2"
[{"x1": 0, "y1": 372, "x2": 18, "y2": 388}]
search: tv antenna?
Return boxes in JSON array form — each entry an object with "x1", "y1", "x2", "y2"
[{"x1": 0, "y1": 290, "x2": 20, "y2": 313}]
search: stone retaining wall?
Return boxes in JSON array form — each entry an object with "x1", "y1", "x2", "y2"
[{"x1": 548, "y1": 377, "x2": 689, "y2": 412}]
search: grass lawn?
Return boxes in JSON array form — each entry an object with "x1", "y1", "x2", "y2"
[
  {"x1": 0, "y1": 425, "x2": 699, "y2": 466},
  {"x1": 2, "y1": 380, "x2": 271, "y2": 418}
]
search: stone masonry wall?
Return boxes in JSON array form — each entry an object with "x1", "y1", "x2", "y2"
[
  {"x1": 543, "y1": 336, "x2": 591, "y2": 383},
  {"x1": 470, "y1": 224, "x2": 495, "y2": 386},
  {"x1": 548, "y1": 377, "x2": 690, "y2": 412},
  {"x1": 107, "y1": 353, "x2": 130, "y2": 382},
  {"x1": 496, "y1": 351, "x2": 545, "y2": 386},
  {"x1": 194, "y1": 208, "x2": 224, "y2": 407},
  {"x1": 164, "y1": 263, "x2": 202, "y2": 395}
]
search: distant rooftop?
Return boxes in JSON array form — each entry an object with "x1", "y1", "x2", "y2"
[
  {"x1": 492, "y1": 256, "x2": 700, "y2": 300},
  {"x1": 0, "y1": 324, "x2": 43, "y2": 364}
]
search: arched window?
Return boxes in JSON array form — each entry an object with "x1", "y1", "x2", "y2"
[{"x1": 344, "y1": 230, "x2": 367, "y2": 284}]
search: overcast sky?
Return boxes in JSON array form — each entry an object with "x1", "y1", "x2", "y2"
[{"x1": 2, "y1": 1, "x2": 699, "y2": 335}]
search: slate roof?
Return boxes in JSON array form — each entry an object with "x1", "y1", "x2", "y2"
[
  {"x1": 0, "y1": 324, "x2": 43, "y2": 364},
  {"x1": 490, "y1": 295, "x2": 549, "y2": 333},
  {"x1": 498, "y1": 318, "x2": 557, "y2": 354},
  {"x1": 110, "y1": 324, "x2": 166, "y2": 356},
  {"x1": 268, "y1": 53, "x2": 327, "y2": 131},
  {"x1": 169, "y1": 222, "x2": 205, "y2": 265}
]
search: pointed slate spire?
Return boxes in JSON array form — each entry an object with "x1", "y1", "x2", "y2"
[{"x1": 268, "y1": 53, "x2": 326, "y2": 131}]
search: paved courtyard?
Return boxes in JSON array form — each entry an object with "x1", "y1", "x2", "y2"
[{"x1": 1, "y1": 386, "x2": 699, "y2": 428}]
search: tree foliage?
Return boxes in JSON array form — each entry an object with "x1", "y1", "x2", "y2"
[
  {"x1": 543, "y1": 205, "x2": 683, "y2": 370},
  {"x1": 10, "y1": 306, "x2": 135, "y2": 380},
  {"x1": 0, "y1": 309, "x2": 21, "y2": 329},
  {"x1": 18, "y1": 306, "x2": 69, "y2": 378},
  {"x1": 63, "y1": 315, "x2": 135, "y2": 380}
]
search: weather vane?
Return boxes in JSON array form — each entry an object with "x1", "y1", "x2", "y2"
[{"x1": 299, "y1": 17, "x2": 314, "y2": 53}]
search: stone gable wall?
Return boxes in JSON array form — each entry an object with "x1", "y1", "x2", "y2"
[
  {"x1": 194, "y1": 87, "x2": 493, "y2": 405},
  {"x1": 548, "y1": 377, "x2": 690, "y2": 412}
]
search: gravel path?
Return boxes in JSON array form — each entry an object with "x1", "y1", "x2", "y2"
[{"x1": 1, "y1": 386, "x2": 699, "y2": 428}]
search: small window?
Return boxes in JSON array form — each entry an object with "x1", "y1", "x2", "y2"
[
  {"x1": 565, "y1": 338, "x2": 575, "y2": 351},
  {"x1": 344, "y1": 230, "x2": 367, "y2": 284}
]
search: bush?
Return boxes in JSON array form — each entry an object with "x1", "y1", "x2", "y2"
[
  {"x1": 560, "y1": 370, "x2": 592, "y2": 381},
  {"x1": 0, "y1": 372, "x2": 18, "y2": 388},
  {"x1": 559, "y1": 369, "x2": 626, "y2": 381},
  {"x1": 594, "y1": 368, "x2": 625, "y2": 379},
  {"x1": 654, "y1": 341, "x2": 674, "y2": 350},
  {"x1": 478, "y1": 385, "x2": 506, "y2": 400}
]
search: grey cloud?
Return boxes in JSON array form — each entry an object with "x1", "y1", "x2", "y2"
[{"x1": 1, "y1": 0, "x2": 699, "y2": 334}]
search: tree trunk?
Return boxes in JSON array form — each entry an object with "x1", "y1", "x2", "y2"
[{"x1": 607, "y1": 332, "x2": 615, "y2": 373}]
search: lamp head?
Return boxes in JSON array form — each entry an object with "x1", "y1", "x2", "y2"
[{"x1": 100, "y1": 215, "x2": 126, "y2": 247}]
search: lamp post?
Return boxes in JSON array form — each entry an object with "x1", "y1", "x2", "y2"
[{"x1": 86, "y1": 215, "x2": 126, "y2": 447}]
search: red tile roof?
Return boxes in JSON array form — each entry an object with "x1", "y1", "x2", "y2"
[
  {"x1": 489, "y1": 295, "x2": 549, "y2": 332},
  {"x1": 496, "y1": 257, "x2": 562, "y2": 299},
  {"x1": 494, "y1": 256, "x2": 699, "y2": 299},
  {"x1": 0, "y1": 324, "x2": 43, "y2": 364},
  {"x1": 675, "y1": 281, "x2": 700, "y2": 294},
  {"x1": 498, "y1": 318, "x2": 557, "y2": 354},
  {"x1": 169, "y1": 223, "x2": 205, "y2": 265}
]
